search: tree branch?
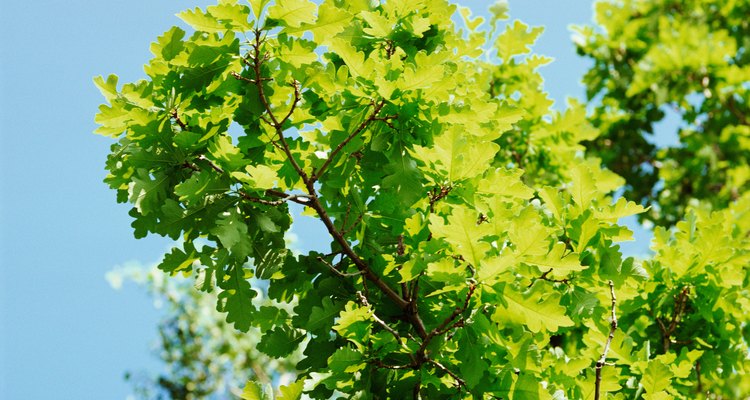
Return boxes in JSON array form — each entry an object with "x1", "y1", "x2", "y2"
[
  {"x1": 528, "y1": 268, "x2": 571, "y2": 288},
  {"x1": 244, "y1": 30, "x2": 430, "y2": 345},
  {"x1": 317, "y1": 255, "x2": 364, "y2": 278},
  {"x1": 170, "y1": 109, "x2": 188, "y2": 131},
  {"x1": 249, "y1": 29, "x2": 309, "y2": 183},
  {"x1": 238, "y1": 190, "x2": 310, "y2": 206},
  {"x1": 657, "y1": 286, "x2": 690, "y2": 352},
  {"x1": 429, "y1": 360, "x2": 467, "y2": 391},
  {"x1": 303, "y1": 186, "x2": 411, "y2": 311},
  {"x1": 595, "y1": 280, "x2": 618, "y2": 400},
  {"x1": 196, "y1": 154, "x2": 225, "y2": 175},
  {"x1": 312, "y1": 99, "x2": 387, "y2": 182},
  {"x1": 428, "y1": 185, "x2": 452, "y2": 213},
  {"x1": 417, "y1": 283, "x2": 476, "y2": 361},
  {"x1": 726, "y1": 95, "x2": 748, "y2": 126}
]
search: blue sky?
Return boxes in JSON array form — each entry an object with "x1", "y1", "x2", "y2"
[{"x1": 0, "y1": 1, "x2": 648, "y2": 398}]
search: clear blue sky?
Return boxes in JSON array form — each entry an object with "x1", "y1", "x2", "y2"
[{"x1": 0, "y1": 1, "x2": 649, "y2": 399}]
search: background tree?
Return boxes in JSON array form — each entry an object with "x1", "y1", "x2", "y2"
[
  {"x1": 575, "y1": 0, "x2": 750, "y2": 226},
  {"x1": 95, "y1": 0, "x2": 750, "y2": 398},
  {"x1": 107, "y1": 265, "x2": 298, "y2": 399}
]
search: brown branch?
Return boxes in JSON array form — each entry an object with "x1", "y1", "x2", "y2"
[
  {"x1": 695, "y1": 361, "x2": 702, "y2": 394},
  {"x1": 417, "y1": 283, "x2": 476, "y2": 362},
  {"x1": 317, "y1": 255, "x2": 364, "y2": 278},
  {"x1": 373, "y1": 114, "x2": 398, "y2": 130},
  {"x1": 413, "y1": 380, "x2": 422, "y2": 400},
  {"x1": 371, "y1": 359, "x2": 412, "y2": 370},
  {"x1": 197, "y1": 154, "x2": 225, "y2": 174},
  {"x1": 528, "y1": 268, "x2": 570, "y2": 288},
  {"x1": 429, "y1": 360, "x2": 467, "y2": 391},
  {"x1": 657, "y1": 286, "x2": 690, "y2": 352},
  {"x1": 230, "y1": 71, "x2": 272, "y2": 84},
  {"x1": 170, "y1": 109, "x2": 188, "y2": 131},
  {"x1": 244, "y1": 30, "x2": 431, "y2": 346},
  {"x1": 266, "y1": 188, "x2": 312, "y2": 203},
  {"x1": 355, "y1": 291, "x2": 415, "y2": 366},
  {"x1": 303, "y1": 184, "x2": 413, "y2": 313},
  {"x1": 239, "y1": 189, "x2": 311, "y2": 206},
  {"x1": 726, "y1": 96, "x2": 748, "y2": 125},
  {"x1": 249, "y1": 29, "x2": 309, "y2": 182},
  {"x1": 312, "y1": 99, "x2": 387, "y2": 182},
  {"x1": 280, "y1": 79, "x2": 301, "y2": 127},
  {"x1": 428, "y1": 185, "x2": 453, "y2": 213},
  {"x1": 595, "y1": 280, "x2": 618, "y2": 400},
  {"x1": 340, "y1": 212, "x2": 364, "y2": 236}
]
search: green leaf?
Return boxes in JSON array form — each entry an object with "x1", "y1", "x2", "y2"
[
  {"x1": 267, "y1": 0, "x2": 316, "y2": 28},
  {"x1": 128, "y1": 169, "x2": 169, "y2": 216},
  {"x1": 249, "y1": 0, "x2": 271, "y2": 20},
  {"x1": 258, "y1": 326, "x2": 305, "y2": 357},
  {"x1": 595, "y1": 197, "x2": 648, "y2": 222},
  {"x1": 570, "y1": 163, "x2": 597, "y2": 210},
  {"x1": 93, "y1": 74, "x2": 119, "y2": 102},
  {"x1": 493, "y1": 284, "x2": 574, "y2": 333},
  {"x1": 513, "y1": 372, "x2": 542, "y2": 399},
  {"x1": 208, "y1": 135, "x2": 246, "y2": 170},
  {"x1": 329, "y1": 38, "x2": 368, "y2": 79},
  {"x1": 361, "y1": 11, "x2": 391, "y2": 38},
  {"x1": 177, "y1": 7, "x2": 225, "y2": 33},
  {"x1": 333, "y1": 301, "x2": 373, "y2": 345},
  {"x1": 524, "y1": 242, "x2": 583, "y2": 275},
  {"x1": 284, "y1": 2, "x2": 351, "y2": 42},
  {"x1": 496, "y1": 20, "x2": 544, "y2": 62},
  {"x1": 476, "y1": 168, "x2": 535, "y2": 200},
  {"x1": 456, "y1": 328, "x2": 488, "y2": 388},
  {"x1": 411, "y1": 127, "x2": 499, "y2": 182},
  {"x1": 307, "y1": 297, "x2": 342, "y2": 332},
  {"x1": 398, "y1": 52, "x2": 447, "y2": 92},
  {"x1": 240, "y1": 381, "x2": 272, "y2": 400},
  {"x1": 641, "y1": 359, "x2": 673, "y2": 400},
  {"x1": 277, "y1": 380, "x2": 305, "y2": 400},
  {"x1": 327, "y1": 347, "x2": 365, "y2": 373},
  {"x1": 207, "y1": 1, "x2": 253, "y2": 31},
  {"x1": 232, "y1": 164, "x2": 279, "y2": 189},
  {"x1": 210, "y1": 212, "x2": 249, "y2": 251},
  {"x1": 508, "y1": 207, "x2": 552, "y2": 257},
  {"x1": 174, "y1": 171, "x2": 226, "y2": 204},
  {"x1": 218, "y1": 263, "x2": 257, "y2": 332},
  {"x1": 429, "y1": 206, "x2": 493, "y2": 267},
  {"x1": 158, "y1": 246, "x2": 197, "y2": 275}
]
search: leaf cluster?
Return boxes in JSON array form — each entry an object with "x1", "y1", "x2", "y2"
[{"x1": 95, "y1": 0, "x2": 750, "y2": 399}]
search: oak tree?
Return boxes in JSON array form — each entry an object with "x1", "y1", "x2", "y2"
[{"x1": 95, "y1": 0, "x2": 750, "y2": 398}]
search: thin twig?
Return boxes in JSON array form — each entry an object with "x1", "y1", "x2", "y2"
[
  {"x1": 317, "y1": 256, "x2": 364, "y2": 278},
  {"x1": 280, "y1": 79, "x2": 301, "y2": 126},
  {"x1": 239, "y1": 190, "x2": 311, "y2": 206},
  {"x1": 312, "y1": 99, "x2": 387, "y2": 182},
  {"x1": 245, "y1": 30, "x2": 430, "y2": 343},
  {"x1": 371, "y1": 359, "x2": 413, "y2": 370},
  {"x1": 727, "y1": 96, "x2": 748, "y2": 125},
  {"x1": 197, "y1": 154, "x2": 225, "y2": 174},
  {"x1": 528, "y1": 268, "x2": 570, "y2": 288},
  {"x1": 355, "y1": 291, "x2": 412, "y2": 361},
  {"x1": 657, "y1": 286, "x2": 690, "y2": 352},
  {"x1": 417, "y1": 283, "x2": 476, "y2": 361},
  {"x1": 170, "y1": 110, "x2": 188, "y2": 131},
  {"x1": 428, "y1": 185, "x2": 452, "y2": 213},
  {"x1": 429, "y1": 359, "x2": 467, "y2": 390},
  {"x1": 594, "y1": 280, "x2": 618, "y2": 400},
  {"x1": 250, "y1": 29, "x2": 308, "y2": 182}
]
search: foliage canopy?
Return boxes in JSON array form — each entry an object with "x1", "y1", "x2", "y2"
[{"x1": 96, "y1": 0, "x2": 750, "y2": 398}]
